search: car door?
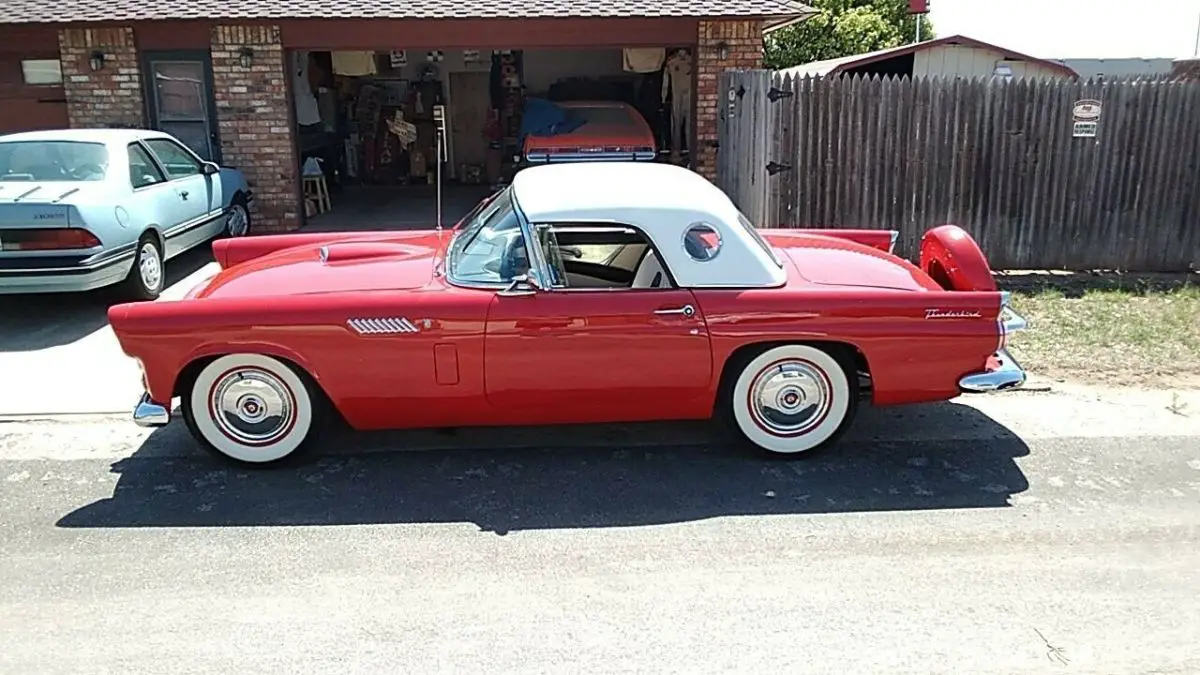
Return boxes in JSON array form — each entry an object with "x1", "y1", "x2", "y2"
[
  {"x1": 124, "y1": 141, "x2": 188, "y2": 242},
  {"x1": 483, "y1": 283, "x2": 714, "y2": 425},
  {"x1": 141, "y1": 137, "x2": 221, "y2": 256}
]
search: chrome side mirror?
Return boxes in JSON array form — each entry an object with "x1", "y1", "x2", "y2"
[{"x1": 498, "y1": 273, "x2": 541, "y2": 297}]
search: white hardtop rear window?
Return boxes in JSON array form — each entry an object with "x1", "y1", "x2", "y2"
[{"x1": 736, "y1": 212, "x2": 784, "y2": 268}]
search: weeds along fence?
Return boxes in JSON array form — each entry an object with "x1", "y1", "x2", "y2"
[{"x1": 717, "y1": 71, "x2": 1200, "y2": 272}]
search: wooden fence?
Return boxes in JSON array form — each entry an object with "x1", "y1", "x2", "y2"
[{"x1": 717, "y1": 71, "x2": 1200, "y2": 272}]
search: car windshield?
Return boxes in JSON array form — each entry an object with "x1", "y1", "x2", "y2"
[
  {"x1": 0, "y1": 140, "x2": 109, "y2": 182},
  {"x1": 446, "y1": 187, "x2": 531, "y2": 285}
]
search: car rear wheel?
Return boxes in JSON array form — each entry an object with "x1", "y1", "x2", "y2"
[
  {"x1": 121, "y1": 233, "x2": 164, "y2": 301},
  {"x1": 182, "y1": 353, "x2": 329, "y2": 466},
  {"x1": 725, "y1": 344, "x2": 858, "y2": 457}
]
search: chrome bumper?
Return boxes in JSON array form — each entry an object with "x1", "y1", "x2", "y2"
[
  {"x1": 959, "y1": 347, "x2": 1027, "y2": 392},
  {"x1": 959, "y1": 296, "x2": 1030, "y2": 393},
  {"x1": 133, "y1": 392, "x2": 171, "y2": 427}
]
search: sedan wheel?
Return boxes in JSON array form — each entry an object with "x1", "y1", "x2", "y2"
[
  {"x1": 225, "y1": 202, "x2": 250, "y2": 237},
  {"x1": 727, "y1": 344, "x2": 858, "y2": 456},
  {"x1": 183, "y1": 354, "x2": 326, "y2": 465},
  {"x1": 122, "y1": 235, "x2": 164, "y2": 301}
]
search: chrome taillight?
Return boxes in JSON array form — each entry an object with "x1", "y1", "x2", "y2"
[{"x1": 997, "y1": 291, "x2": 1029, "y2": 350}]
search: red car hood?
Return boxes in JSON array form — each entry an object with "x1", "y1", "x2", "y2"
[
  {"x1": 194, "y1": 231, "x2": 446, "y2": 300},
  {"x1": 766, "y1": 233, "x2": 942, "y2": 291}
]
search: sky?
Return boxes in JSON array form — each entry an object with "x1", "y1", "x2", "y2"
[{"x1": 927, "y1": 0, "x2": 1200, "y2": 59}]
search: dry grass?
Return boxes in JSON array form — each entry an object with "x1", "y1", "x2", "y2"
[{"x1": 1002, "y1": 274, "x2": 1200, "y2": 389}]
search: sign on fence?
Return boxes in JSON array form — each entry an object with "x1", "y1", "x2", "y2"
[{"x1": 1071, "y1": 98, "x2": 1102, "y2": 138}]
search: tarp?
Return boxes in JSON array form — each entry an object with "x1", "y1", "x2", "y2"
[{"x1": 518, "y1": 97, "x2": 585, "y2": 146}]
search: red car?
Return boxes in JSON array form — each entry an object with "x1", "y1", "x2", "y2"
[
  {"x1": 110, "y1": 162, "x2": 1028, "y2": 466},
  {"x1": 522, "y1": 100, "x2": 657, "y2": 164}
]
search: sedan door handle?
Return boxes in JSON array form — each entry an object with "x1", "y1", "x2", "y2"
[
  {"x1": 654, "y1": 304, "x2": 696, "y2": 318},
  {"x1": 179, "y1": 190, "x2": 189, "y2": 200}
]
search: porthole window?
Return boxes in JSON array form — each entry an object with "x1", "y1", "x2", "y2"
[{"x1": 683, "y1": 223, "x2": 722, "y2": 261}]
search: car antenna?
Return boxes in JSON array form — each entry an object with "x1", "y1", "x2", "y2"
[{"x1": 433, "y1": 104, "x2": 446, "y2": 232}]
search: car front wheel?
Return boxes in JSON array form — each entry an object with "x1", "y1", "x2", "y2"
[
  {"x1": 224, "y1": 198, "x2": 250, "y2": 237},
  {"x1": 182, "y1": 353, "x2": 329, "y2": 466},
  {"x1": 725, "y1": 344, "x2": 858, "y2": 457}
]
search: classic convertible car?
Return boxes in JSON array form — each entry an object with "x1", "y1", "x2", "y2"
[{"x1": 109, "y1": 161, "x2": 1028, "y2": 466}]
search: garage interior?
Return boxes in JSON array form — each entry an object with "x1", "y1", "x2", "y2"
[{"x1": 290, "y1": 46, "x2": 695, "y2": 231}]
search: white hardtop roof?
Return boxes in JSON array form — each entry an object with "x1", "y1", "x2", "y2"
[
  {"x1": 0, "y1": 128, "x2": 174, "y2": 145},
  {"x1": 510, "y1": 161, "x2": 787, "y2": 288},
  {"x1": 511, "y1": 161, "x2": 743, "y2": 224}
]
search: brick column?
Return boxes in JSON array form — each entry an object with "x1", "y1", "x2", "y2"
[
  {"x1": 58, "y1": 28, "x2": 145, "y2": 128},
  {"x1": 211, "y1": 25, "x2": 300, "y2": 232},
  {"x1": 694, "y1": 19, "x2": 764, "y2": 181}
]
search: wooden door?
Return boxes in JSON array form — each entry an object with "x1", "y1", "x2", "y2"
[{"x1": 448, "y1": 71, "x2": 492, "y2": 174}]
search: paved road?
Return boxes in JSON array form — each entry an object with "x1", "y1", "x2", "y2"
[{"x1": 1, "y1": 388, "x2": 1199, "y2": 674}]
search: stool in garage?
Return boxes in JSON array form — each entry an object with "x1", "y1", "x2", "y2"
[{"x1": 302, "y1": 173, "x2": 330, "y2": 214}]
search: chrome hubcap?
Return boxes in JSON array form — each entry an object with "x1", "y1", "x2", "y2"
[
  {"x1": 749, "y1": 359, "x2": 832, "y2": 435},
  {"x1": 210, "y1": 368, "x2": 294, "y2": 445},
  {"x1": 227, "y1": 205, "x2": 249, "y2": 237},
  {"x1": 138, "y1": 242, "x2": 162, "y2": 291}
]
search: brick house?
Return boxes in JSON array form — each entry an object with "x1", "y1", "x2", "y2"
[{"x1": 0, "y1": 1, "x2": 813, "y2": 232}]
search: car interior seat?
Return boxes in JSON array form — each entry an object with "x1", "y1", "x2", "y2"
[{"x1": 631, "y1": 249, "x2": 668, "y2": 288}]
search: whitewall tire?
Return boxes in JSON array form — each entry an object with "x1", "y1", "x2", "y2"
[
  {"x1": 727, "y1": 344, "x2": 858, "y2": 456},
  {"x1": 182, "y1": 353, "x2": 326, "y2": 465}
]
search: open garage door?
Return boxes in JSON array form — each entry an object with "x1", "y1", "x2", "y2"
[{"x1": 289, "y1": 43, "x2": 695, "y2": 232}]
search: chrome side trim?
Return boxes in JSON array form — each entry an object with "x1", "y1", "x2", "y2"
[
  {"x1": 133, "y1": 392, "x2": 171, "y2": 427},
  {"x1": 958, "y1": 347, "x2": 1027, "y2": 393},
  {"x1": 162, "y1": 209, "x2": 225, "y2": 240},
  {"x1": 347, "y1": 317, "x2": 420, "y2": 334},
  {"x1": 888, "y1": 230, "x2": 899, "y2": 254}
]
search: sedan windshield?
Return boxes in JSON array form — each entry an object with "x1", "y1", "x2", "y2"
[
  {"x1": 446, "y1": 187, "x2": 530, "y2": 284},
  {"x1": 0, "y1": 140, "x2": 109, "y2": 182}
]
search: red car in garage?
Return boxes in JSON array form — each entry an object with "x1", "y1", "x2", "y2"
[{"x1": 522, "y1": 100, "x2": 658, "y2": 164}]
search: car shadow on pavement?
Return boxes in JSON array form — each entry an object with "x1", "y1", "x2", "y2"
[
  {"x1": 0, "y1": 247, "x2": 213, "y2": 352},
  {"x1": 56, "y1": 400, "x2": 1031, "y2": 534}
]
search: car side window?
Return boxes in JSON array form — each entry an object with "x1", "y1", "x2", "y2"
[
  {"x1": 144, "y1": 139, "x2": 202, "y2": 179},
  {"x1": 532, "y1": 222, "x2": 674, "y2": 291},
  {"x1": 127, "y1": 143, "x2": 166, "y2": 189}
]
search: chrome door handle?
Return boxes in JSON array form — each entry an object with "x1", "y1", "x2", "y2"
[{"x1": 654, "y1": 304, "x2": 695, "y2": 317}]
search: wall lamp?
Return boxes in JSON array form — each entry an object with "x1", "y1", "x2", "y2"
[
  {"x1": 238, "y1": 47, "x2": 254, "y2": 68},
  {"x1": 715, "y1": 41, "x2": 729, "y2": 60},
  {"x1": 88, "y1": 50, "x2": 105, "y2": 71}
]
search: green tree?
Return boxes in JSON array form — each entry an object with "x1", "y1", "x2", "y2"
[{"x1": 765, "y1": 0, "x2": 936, "y2": 70}]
